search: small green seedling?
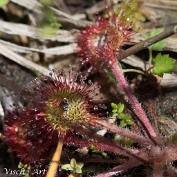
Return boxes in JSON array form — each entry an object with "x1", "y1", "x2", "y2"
[
  {"x1": 90, "y1": 145, "x2": 108, "y2": 158},
  {"x1": 61, "y1": 158, "x2": 84, "y2": 177},
  {"x1": 145, "y1": 29, "x2": 175, "y2": 76},
  {"x1": 111, "y1": 102, "x2": 134, "y2": 127},
  {"x1": 18, "y1": 162, "x2": 31, "y2": 177},
  {"x1": 153, "y1": 53, "x2": 176, "y2": 77},
  {"x1": 0, "y1": 0, "x2": 9, "y2": 7}
]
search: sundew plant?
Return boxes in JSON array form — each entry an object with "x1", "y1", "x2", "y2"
[{"x1": 2, "y1": 0, "x2": 177, "y2": 177}]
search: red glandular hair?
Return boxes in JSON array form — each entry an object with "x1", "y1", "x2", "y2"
[
  {"x1": 4, "y1": 68, "x2": 106, "y2": 165},
  {"x1": 4, "y1": 111, "x2": 59, "y2": 165}
]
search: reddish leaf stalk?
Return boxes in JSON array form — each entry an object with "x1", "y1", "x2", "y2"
[
  {"x1": 153, "y1": 163, "x2": 164, "y2": 177},
  {"x1": 111, "y1": 60, "x2": 158, "y2": 145},
  {"x1": 95, "y1": 159, "x2": 142, "y2": 177},
  {"x1": 96, "y1": 120, "x2": 152, "y2": 146},
  {"x1": 64, "y1": 137, "x2": 147, "y2": 163}
]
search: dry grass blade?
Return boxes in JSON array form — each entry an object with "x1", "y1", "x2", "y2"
[
  {"x1": 0, "y1": 39, "x2": 77, "y2": 55},
  {"x1": 10, "y1": 0, "x2": 91, "y2": 28},
  {"x1": 0, "y1": 20, "x2": 75, "y2": 42},
  {"x1": 46, "y1": 137, "x2": 64, "y2": 177},
  {"x1": 141, "y1": 0, "x2": 177, "y2": 10},
  {"x1": 161, "y1": 73, "x2": 177, "y2": 88},
  {"x1": 0, "y1": 44, "x2": 50, "y2": 76},
  {"x1": 10, "y1": 0, "x2": 42, "y2": 13}
]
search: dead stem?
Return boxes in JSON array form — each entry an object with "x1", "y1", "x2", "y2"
[
  {"x1": 46, "y1": 136, "x2": 64, "y2": 177},
  {"x1": 119, "y1": 24, "x2": 177, "y2": 60}
]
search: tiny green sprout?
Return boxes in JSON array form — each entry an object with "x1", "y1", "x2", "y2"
[
  {"x1": 114, "y1": 134, "x2": 134, "y2": 147},
  {"x1": 105, "y1": 68, "x2": 117, "y2": 83},
  {"x1": 111, "y1": 102, "x2": 134, "y2": 127},
  {"x1": 90, "y1": 145, "x2": 108, "y2": 158},
  {"x1": 40, "y1": 0, "x2": 54, "y2": 6},
  {"x1": 0, "y1": 0, "x2": 9, "y2": 8},
  {"x1": 18, "y1": 162, "x2": 30, "y2": 177},
  {"x1": 153, "y1": 53, "x2": 176, "y2": 77},
  {"x1": 62, "y1": 158, "x2": 84, "y2": 176},
  {"x1": 40, "y1": 8, "x2": 61, "y2": 36}
]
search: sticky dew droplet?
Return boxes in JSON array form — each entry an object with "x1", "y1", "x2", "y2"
[
  {"x1": 22, "y1": 107, "x2": 26, "y2": 112},
  {"x1": 17, "y1": 106, "x2": 21, "y2": 110},
  {"x1": 32, "y1": 108, "x2": 38, "y2": 112},
  {"x1": 88, "y1": 80, "x2": 93, "y2": 85},
  {"x1": 23, "y1": 84, "x2": 28, "y2": 90},
  {"x1": 94, "y1": 106, "x2": 98, "y2": 110},
  {"x1": 21, "y1": 122, "x2": 25, "y2": 126},
  {"x1": 52, "y1": 68, "x2": 57, "y2": 73},
  {"x1": 35, "y1": 116, "x2": 40, "y2": 120},
  {"x1": 27, "y1": 140, "x2": 32, "y2": 146},
  {"x1": 32, "y1": 124, "x2": 36, "y2": 128},
  {"x1": 48, "y1": 136, "x2": 52, "y2": 139},
  {"x1": 28, "y1": 131, "x2": 34, "y2": 137},
  {"x1": 37, "y1": 131, "x2": 41, "y2": 135},
  {"x1": 49, "y1": 72, "x2": 53, "y2": 77},
  {"x1": 13, "y1": 116, "x2": 17, "y2": 120},
  {"x1": 83, "y1": 76, "x2": 87, "y2": 80},
  {"x1": 41, "y1": 125, "x2": 46, "y2": 129},
  {"x1": 38, "y1": 139, "x2": 43, "y2": 143},
  {"x1": 23, "y1": 96, "x2": 28, "y2": 100}
]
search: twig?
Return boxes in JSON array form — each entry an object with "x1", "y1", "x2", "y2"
[
  {"x1": 0, "y1": 39, "x2": 77, "y2": 55},
  {"x1": 0, "y1": 20, "x2": 75, "y2": 42},
  {"x1": 119, "y1": 25, "x2": 177, "y2": 60},
  {"x1": 46, "y1": 137, "x2": 64, "y2": 177}
]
